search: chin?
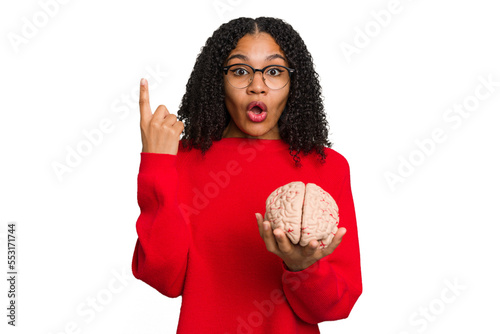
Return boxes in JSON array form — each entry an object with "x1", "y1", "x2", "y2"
[
  {"x1": 247, "y1": 129, "x2": 279, "y2": 140},
  {"x1": 244, "y1": 125, "x2": 271, "y2": 137}
]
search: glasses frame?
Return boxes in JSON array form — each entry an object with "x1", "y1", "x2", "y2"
[{"x1": 222, "y1": 63, "x2": 296, "y2": 90}]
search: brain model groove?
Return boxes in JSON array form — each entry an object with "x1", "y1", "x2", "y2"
[{"x1": 264, "y1": 182, "x2": 339, "y2": 249}]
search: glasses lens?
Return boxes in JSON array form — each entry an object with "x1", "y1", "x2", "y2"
[
  {"x1": 225, "y1": 64, "x2": 291, "y2": 89},
  {"x1": 263, "y1": 66, "x2": 290, "y2": 90},
  {"x1": 226, "y1": 64, "x2": 253, "y2": 89}
]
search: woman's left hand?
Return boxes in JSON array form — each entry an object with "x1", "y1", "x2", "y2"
[{"x1": 255, "y1": 213, "x2": 347, "y2": 272}]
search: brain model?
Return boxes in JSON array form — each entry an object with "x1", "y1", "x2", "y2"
[{"x1": 264, "y1": 182, "x2": 339, "y2": 249}]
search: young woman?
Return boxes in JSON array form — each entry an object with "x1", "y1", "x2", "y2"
[{"x1": 132, "y1": 17, "x2": 362, "y2": 333}]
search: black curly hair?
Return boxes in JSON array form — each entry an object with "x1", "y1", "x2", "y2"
[{"x1": 178, "y1": 17, "x2": 331, "y2": 165}]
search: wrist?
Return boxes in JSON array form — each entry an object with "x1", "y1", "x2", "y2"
[{"x1": 283, "y1": 260, "x2": 310, "y2": 272}]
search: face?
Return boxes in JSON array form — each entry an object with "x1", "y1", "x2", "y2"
[{"x1": 222, "y1": 33, "x2": 290, "y2": 139}]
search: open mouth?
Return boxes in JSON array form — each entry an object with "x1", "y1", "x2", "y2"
[
  {"x1": 246, "y1": 101, "x2": 268, "y2": 123},
  {"x1": 247, "y1": 101, "x2": 267, "y2": 113},
  {"x1": 251, "y1": 106, "x2": 263, "y2": 114}
]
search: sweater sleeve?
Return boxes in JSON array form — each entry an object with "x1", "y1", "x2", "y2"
[
  {"x1": 131, "y1": 152, "x2": 191, "y2": 298},
  {"x1": 281, "y1": 162, "x2": 363, "y2": 324}
]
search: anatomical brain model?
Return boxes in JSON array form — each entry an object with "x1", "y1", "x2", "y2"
[{"x1": 264, "y1": 182, "x2": 339, "y2": 249}]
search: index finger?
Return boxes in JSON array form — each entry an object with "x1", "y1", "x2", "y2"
[{"x1": 139, "y1": 78, "x2": 151, "y2": 119}]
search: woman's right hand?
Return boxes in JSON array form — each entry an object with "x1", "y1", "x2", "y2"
[{"x1": 139, "y1": 78, "x2": 184, "y2": 155}]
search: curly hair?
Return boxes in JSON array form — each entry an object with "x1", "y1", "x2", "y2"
[{"x1": 178, "y1": 17, "x2": 331, "y2": 165}]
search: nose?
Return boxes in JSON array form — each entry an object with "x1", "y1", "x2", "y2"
[{"x1": 247, "y1": 71, "x2": 268, "y2": 94}]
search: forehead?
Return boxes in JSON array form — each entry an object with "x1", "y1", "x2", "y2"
[{"x1": 227, "y1": 33, "x2": 287, "y2": 63}]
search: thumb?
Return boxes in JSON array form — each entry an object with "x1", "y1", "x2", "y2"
[{"x1": 327, "y1": 227, "x2": 347, "y2": 253}]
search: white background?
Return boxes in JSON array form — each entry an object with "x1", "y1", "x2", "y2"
[{"x1": 1, "y1": 0, "x2": 499, "y2": 333}]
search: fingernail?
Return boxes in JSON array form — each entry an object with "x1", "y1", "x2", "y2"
[
  {"x1": 141, "y1": 78, "x2": 146, "y2": 86},
  {"x1": 264, "y1": 222, "x2": 270, "y2": 231}
]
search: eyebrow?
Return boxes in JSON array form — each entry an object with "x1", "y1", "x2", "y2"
[
  {"x1": 226, "y1": 54, "x2": 248, "y2": 62},
  {"x1": 226, "y1": 53, "x2": 287, "y2": 63},
  {"x1": 266, "y1": 54, "x2": 287, "y2": 62}
]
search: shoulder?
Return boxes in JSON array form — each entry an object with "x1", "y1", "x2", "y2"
[{"x1": 319, "y1": 146, "x2": 351, "y2": 176}]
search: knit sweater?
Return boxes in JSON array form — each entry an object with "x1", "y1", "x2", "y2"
[{"x1": 132, "y1": 137, "x2": 362, "y2": 333}]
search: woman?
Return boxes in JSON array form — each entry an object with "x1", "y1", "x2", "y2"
[{"x1": 132, "y1": 17, "x2": 362, "y2": 333}]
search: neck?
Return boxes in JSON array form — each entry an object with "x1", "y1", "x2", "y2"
[{"x1": 222, "y1": 120, "x2": 281, "y2": 139}]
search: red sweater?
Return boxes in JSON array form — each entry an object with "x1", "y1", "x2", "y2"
[{"x1": 132, "y1": 138, "x2": 362, "y2": 333}]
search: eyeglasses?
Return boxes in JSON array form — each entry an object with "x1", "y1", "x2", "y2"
[{"x1": 223, "y1": 63, "x2": 295, "y2": 90}]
